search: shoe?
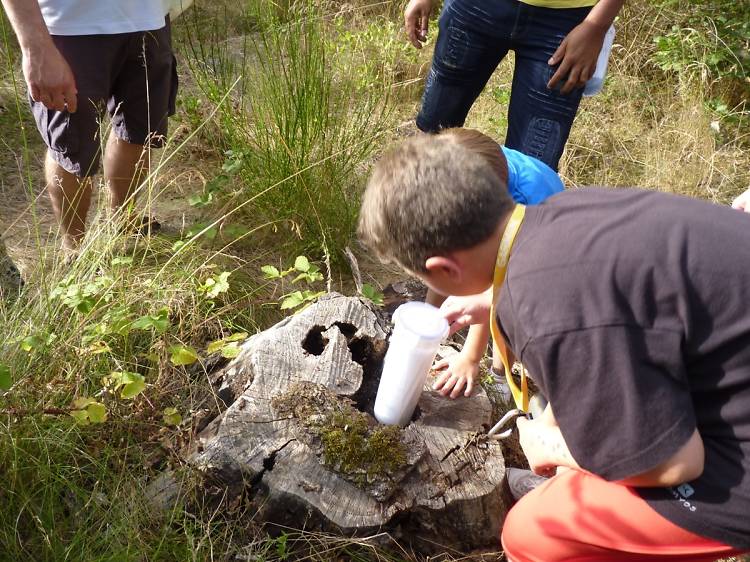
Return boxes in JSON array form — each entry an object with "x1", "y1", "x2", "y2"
[{"x1": 507, "y1": 468, "x2": 548, "y2": 501}]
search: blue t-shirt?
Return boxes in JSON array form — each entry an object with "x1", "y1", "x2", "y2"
[{"x1": 501, "y1": 146, "x2": 564, "y2": 205}]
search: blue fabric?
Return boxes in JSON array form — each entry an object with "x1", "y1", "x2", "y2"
[
  {"x1": 416, "y1": 0, "x2": 591, "y2": 170},
  {"x1": 502, "y1": 145, "x2": 564, "y2": 205}
]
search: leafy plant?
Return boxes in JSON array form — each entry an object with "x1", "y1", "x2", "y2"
[
  {"x1": 69, "y1": 398, "x2": 108, "y2": 426},
  {"x1": 169, "y1": 345, "x2": 200, "y2": 366},
  {"x1": 101, "y1": 371, "x2": 147, "y2": 400},
  {"x1": 207, "y1": 331, "x2": 248, "y2": 358},
  {"x1": 262, "y1": 256, "x2": 326, "y2": 311},
  {"x1": 360, "y1": 283, "x2": 384, "y2": 306}
]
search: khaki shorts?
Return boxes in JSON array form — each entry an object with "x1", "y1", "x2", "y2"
[{"x1": 30, "y1": 21, "x2": 178, "y2": 178}]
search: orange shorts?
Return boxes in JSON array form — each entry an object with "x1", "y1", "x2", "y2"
[{"x1": 501, "y1": 469, "x2": 745, "y2": 562}]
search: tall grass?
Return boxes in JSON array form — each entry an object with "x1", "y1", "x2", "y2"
[{"x1": 180, "y1": 1, "x2": 393, "y2": 264}]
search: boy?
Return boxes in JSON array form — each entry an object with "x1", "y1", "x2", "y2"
[
  {"x1": 428, "y1": 128, "x2": 563, "y2": 399},
  {"x1": 358, "y1": 133, "x2": 750, "y2": 561}
]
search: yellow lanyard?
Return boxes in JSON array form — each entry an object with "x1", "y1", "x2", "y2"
[{"x1": 489, "y1": 204, "x2": 528, "y2": 412}]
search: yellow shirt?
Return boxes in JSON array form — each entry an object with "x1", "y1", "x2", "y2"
[{"x1": 519, "y1": 0, "x2": 597, "y2": 8}]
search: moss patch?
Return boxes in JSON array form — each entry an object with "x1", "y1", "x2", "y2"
[{"x1": 272, "y1": 381, "x2": 421, "y2": 501}]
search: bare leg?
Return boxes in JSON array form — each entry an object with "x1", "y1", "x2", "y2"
[
  {"x1": 103, "y1": 131, "x2": 147, "y2": 212},
  {"x1": 45, "y1": 152, "x2": 93, "y2": 251}
]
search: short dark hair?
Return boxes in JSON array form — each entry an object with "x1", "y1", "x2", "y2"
[{"x1": 358, "y1": 132, "x2": 513, "y2": 272}]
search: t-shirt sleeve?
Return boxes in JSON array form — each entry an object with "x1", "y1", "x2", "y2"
[{"x1": 520, "y1": 325, "x2": 697, "y2": 481}]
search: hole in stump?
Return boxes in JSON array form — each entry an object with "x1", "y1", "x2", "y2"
[{"x1": 302, "y1": 325, "x2": 328, "y2": 356}]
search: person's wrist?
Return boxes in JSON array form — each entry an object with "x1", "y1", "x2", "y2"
[
  {"x1": 583, "y1": 14, "x2": 612, "y2": 32},
  {"x1": 20, "y1": 28, "x2": 56, "y2": 55}
]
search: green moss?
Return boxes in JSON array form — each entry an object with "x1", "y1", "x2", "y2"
[
  {"x1": 319, "y1": 410, "x2": 406, "y2": 478},
  {"x1": 273, "y1": 382, "x2": 408, "y2": 482}
]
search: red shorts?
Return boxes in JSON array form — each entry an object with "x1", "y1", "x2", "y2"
[{"x1": 501, "y1": 469, "x2": 745, "y2": 562}]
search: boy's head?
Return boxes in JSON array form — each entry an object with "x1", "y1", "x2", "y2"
[
  {"x1": 439, "y1": 127, "x2": 509, "y2": 187},
  {"x1": 358, "y1": 129, "x2": 514, "y2": 292}
]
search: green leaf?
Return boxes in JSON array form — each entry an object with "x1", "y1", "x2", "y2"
[
  {"x1": 221, "y1": 342, "x2": 241, "y2": 358},
  {"x1": 172, "y1": 240, "x2": 188, "y2": 252},
  {"x1": 206, "y1": 339, "x2": 225, "y2": 354},
  {"x1": 360, "y1": 283, "x2": 384, "y2": 306},
  {"x1": 70, "y1": 397, "x2": 107, "y2": 425},
  {"x1": 131, "y1": 307, "x2": 170, "y2": 333},
  {"x1": 261, "y1": 265, "x2": 281, "y2": 279},
  {"x1": 188, "y1": 191, "x2": 214, "y2": 207},
  {"x1": 224, "y1": 332, "x2": 248, "y2": 343},
  {"x1": 120, "y1": 373, "x2": 146, "y2": 399},
  {"x1": 110, "y1": 256, "x2": 133, "y2": 267},
  {"x1": 280, "y1": 291, "x2": 305, "y2": 310},
  {"x1": 294, "y1": 255, "x2": 311, "y2": 272},
  {"x1": 169, "y1": 345, "x2": 199, "y2": 366},
  {"x1": 0, "y1": 364, "x2": 12, "y2": 391},
  {"x1": 87, "y1": 402, "x2": 107, "y2": 424},
  {"x1": 70, "y1": 409, "x2": 90, "y2": 426},
  {"x1": 20, "y1": 334, "x2": 44, "y2": 352},
  {"x1": 203, "y1": 271, "x2": 231, "y2": 299},
  {"x1": 162, "y1": 407, "x2": 182, "y2": 426}
]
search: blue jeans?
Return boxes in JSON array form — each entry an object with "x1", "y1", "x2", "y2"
[{"x1": 416, "y1": 0, "x2": 592, "y2": 170}]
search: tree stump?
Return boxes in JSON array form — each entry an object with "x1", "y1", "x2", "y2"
[{"x1": 150, "y1": 293, "x2": 510, "y2": 554}]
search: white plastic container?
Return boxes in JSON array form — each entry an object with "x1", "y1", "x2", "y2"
[
  {"x1": 374, "y1": 302, "x2": 449, "y2": 426},
  {"x1": 583, "y1": 24, "x2": 616, "y2": 97}
]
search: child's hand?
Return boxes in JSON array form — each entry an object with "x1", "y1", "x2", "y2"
[
  {"x1": 404, "y1": 0, "x2": 433, "y2": 49},
  {"x1": 431, "y1": 352, "x2": 479, "y2": 399},
  {"x1": 440, "y1": 291, "x2": 492, "y2": 336},
  {"x1": 732, "y1": 188, "x2": 750, "y2": 213},
  {"x1": 547, "y1": 20, "x2": 608, "y2": 94}
]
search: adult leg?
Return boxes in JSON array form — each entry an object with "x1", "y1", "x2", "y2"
[
  {"x1": 505, "y1": 5, "x2": 591, "y2": 170},
  {"x1": 501, "y1": 469, "x2": 743, "y2": 562},
  {"x1": 32, "y1": 33, "x2": 122, "y2": 250},
  {"x1": 45, "y1": 153, "x2": 93, "y2": 250},
  {"x1": 415, "y1": 0, "x2": 514, "y2": 132},
  {"x1": 103, "y1": 131, "x2": 147, "y2": 211},
  {"x1": 107, "y1": 20, "x2": 176, "y2": 215}
]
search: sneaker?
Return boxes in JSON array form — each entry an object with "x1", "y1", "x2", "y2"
[{"x1": 507, "y1": 468, "x2": 548, "y2": 501}]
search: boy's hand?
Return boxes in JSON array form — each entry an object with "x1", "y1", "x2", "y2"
[
  {"x1": 440, "y1": 291, "x2": 492, "y2": 336},
  {"x1": 404, "y1": 0, "x2": 432, "y2": 49},
  {"x1": 732, "y1": 188, "x2": 750, "y2": 213},
  {"x1": 432, "y1": 351, "x2": 479, "y2": 398},
  {"x1": 547, "y1": 20, "x2": 608, "y2": 95}
]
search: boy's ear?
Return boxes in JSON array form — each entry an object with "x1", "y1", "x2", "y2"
[{"x1": 424, "y1": 256, "x2": 462, "y2": 281}]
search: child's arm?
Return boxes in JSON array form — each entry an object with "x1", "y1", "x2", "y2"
[
  {"x1": 547, "y1": 0, "x2": 625, "y2": 94},
  {"x1": 432, "y1": 320, "x2": 489, "y2": 399}
]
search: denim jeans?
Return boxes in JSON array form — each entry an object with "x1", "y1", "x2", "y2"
[{"x1": 416, "y1": 0, "x2": 592, "y2": 170}]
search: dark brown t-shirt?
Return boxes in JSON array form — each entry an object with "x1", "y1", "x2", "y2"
[{"x1": 497, "y1": 187, "x2": 750, "y2": 548}]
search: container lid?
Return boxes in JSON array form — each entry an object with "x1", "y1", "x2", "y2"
[{"x1": 393, "y1": 301, "x2": 449, "y2": 341}]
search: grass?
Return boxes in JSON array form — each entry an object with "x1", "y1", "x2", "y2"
[{"x1": 0, "y1": 0, "x2": 748, "y2": 560}]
